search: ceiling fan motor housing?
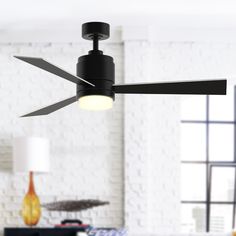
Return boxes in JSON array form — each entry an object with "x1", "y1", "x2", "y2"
[{"x1": 76, "y1": 22, "x2": 115, "y2": 101}]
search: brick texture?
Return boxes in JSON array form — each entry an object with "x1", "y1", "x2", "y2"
[
  {"x1": 124, "y1": 41, "x2": 180, "y2": 234},
  {"x1": 124, "y1": 41, "x2": 236, "y2": 235},
  {"x1": 0, "y1": 42, "x2": 124, "y2": 232},
  {"x1": 1, "y1": 38, "x2": 236, "y2": 236}
]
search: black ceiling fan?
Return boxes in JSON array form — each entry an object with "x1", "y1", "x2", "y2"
[{"x1": 15, "y1": 22, "x2": 227, "y2": 117}]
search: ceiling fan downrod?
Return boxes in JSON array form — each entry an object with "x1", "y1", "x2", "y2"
[{"x1": 82, "y1": 22, "x2": 109, "y2": 55}]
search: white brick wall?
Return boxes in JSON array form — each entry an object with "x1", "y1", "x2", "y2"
[
  {"x1": 124, "y1": 41, "x2": 181, "y2": 234},
  {"x1": 1, "y1": 30, "x2": 236, "y2": 236},
  {"x1": 0, "y1": 42, "x2": 124, "y2": 232},
  {"x1": 124, "y1": 41, "x2": 151, "y2": 234},
  {"x1": 124, "y1": 40, "x2": 236, "y2": 235}
]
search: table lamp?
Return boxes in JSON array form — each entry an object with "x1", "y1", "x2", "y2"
[{"x1": 13, "y1": 137, "x2": 50, "y2": 226}]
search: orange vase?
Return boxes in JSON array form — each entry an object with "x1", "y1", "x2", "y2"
[{"x1": 22, "y1": 172, "x2": 41, "y2": 226}]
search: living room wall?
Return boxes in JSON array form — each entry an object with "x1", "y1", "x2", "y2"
[
  {"x1": 1, "y1": 27, "x2": 236, "y2": 236},
  {"x1": 0, "y1": 41, "x2": 124, "y2": 230}
]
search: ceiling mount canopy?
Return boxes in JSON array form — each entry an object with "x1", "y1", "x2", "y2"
[{"x1": 14, "y1": 22, "x2": 227, "y2": 117}]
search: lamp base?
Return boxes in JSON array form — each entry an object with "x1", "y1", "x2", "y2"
[{"x1": 22, "y1": 172, "x2": 41, "y2": 226}]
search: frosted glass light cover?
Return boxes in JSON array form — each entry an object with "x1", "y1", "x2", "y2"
[
  {"x1": 79, "y1": 95, "x2": 113, "y2": 111},
  {"x1": 13, "y1": 137, "x2": 50, "y2": 173}
]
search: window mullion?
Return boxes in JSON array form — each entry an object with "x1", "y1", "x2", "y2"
[{"x1": 206, "y1": 95, "x2": 210, "y2": 232}]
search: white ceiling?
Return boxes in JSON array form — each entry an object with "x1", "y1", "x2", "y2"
[{"x1": 1, "y1": 0, "x2": 236, "y2": 30}]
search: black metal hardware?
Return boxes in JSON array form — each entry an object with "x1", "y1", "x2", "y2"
[
  {"x1": 61, "y1": 219, "x2": 83, "y2": 225},
  {"x1": 4, "y1": 227, "x2": 86, "y2": 236}
]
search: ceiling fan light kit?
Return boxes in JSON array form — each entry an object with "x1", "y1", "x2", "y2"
[
  {"x1": 14, "y1": 22, "x2": 227, "y2": 117},
  {"x1": 79, "y1": 95, "x2": 113, "y2": 110}
]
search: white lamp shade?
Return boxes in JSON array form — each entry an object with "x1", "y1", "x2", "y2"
[{"x1": 13, "y1": 137, "x2": 50, "y2": 173}]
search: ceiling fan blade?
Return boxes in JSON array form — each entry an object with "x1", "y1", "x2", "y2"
[
  {"x1": 14, "y1": 56, "x2": 95, "y2": 87},
  {"x1": 113, "y1": 79, "x2": 226, "y2": 95},
  {"x1": 21, "y1": 96, "x2": 77, "y2": 117}
]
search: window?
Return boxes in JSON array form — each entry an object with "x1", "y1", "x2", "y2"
[{"x1": 180, "y1": 86, "x2": 236, "y2": 232}]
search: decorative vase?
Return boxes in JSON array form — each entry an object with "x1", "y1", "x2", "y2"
[{"x1": 22, "y1": 172, "x2": 41, "y2": 226}]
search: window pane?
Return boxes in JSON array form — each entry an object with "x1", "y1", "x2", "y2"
[
  {"x1": 209, "y1": 124, "x2": 234, "y2": 161},
  {"x1": 181, "y1": 164, "x2": 206, "y2": 200},
  {"x1": 209, "y1": 86, "x2": 234, "y2": 121},
  {"x1": 211, "y1": 167, "x2": 235, "y2": 202},
  {"x1": 210, "y1": 204, "x2": 233, "y2": 232},
  {"x1": 181, "y1": 96, "x2": 207, "y2": 120},
  {"x1": 181, "y1": 123, "x2": 206, "y2": 161},
  {"x1": 181, "y1": 204, "x2": 206, "y2": 232}
]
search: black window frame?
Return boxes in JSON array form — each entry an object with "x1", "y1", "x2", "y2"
[{"x1": 181, "y1": 87, "x2": 236, "y2": 232}]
